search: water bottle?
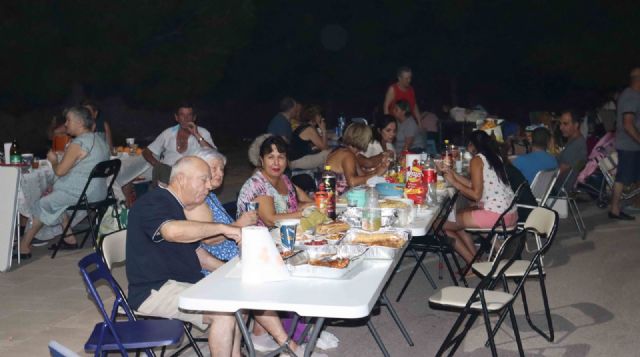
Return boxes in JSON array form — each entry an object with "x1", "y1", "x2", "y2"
[
  {"x1": 336, "y1": 113, "x2": 346, "y2": 138},
  {"x1": 362, "y1": 185, "x2": 381, "y2": 231}
]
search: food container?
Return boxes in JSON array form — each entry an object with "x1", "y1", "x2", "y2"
[
  {"x1": 339, "y1": 207, "x2": 398, "y2": 228},
  {"x1": 342, "y1": 228, "x2": 410, "y2": 259},
  {"x1": 286, "y1": 245, "x2": 368, "y2": 279},
  {"x1": 375, "y1": 183, "x2": 404, "y2": 197},
  {"x1": 345, "y1": 187, "x2": 367, "y2": 207}
]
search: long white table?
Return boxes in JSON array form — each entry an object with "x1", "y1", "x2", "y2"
[{"x1": 179, "y1": 206, "x2": 442, "y2": 357}]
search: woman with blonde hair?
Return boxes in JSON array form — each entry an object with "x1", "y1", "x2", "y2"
[{"x1": 325, "y1": 122, "x2": 389, "y2": 194}]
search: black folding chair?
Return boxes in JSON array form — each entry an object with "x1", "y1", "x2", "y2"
[
  {"x1": 428, "y1": 230, "x2": 529, "y2": 357},
  {"x1": 51, "y1": 159, "x2": 121, "y2": 259},
  {"x1": 396, "y1": 191, "x2": 467, "y2": 302},
  {"x1": 473, "y1": 207, "x2": 560, "y2": 343}
]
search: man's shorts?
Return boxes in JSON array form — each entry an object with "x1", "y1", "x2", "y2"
[
  {"x1": 615, "y1": 150, "x2": 640, "y2": 185},
  {"x1": 137, "y1": 280, "x2": 207, "y2": 330}
]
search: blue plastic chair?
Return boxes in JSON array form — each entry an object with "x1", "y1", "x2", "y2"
[{"x1": 78, "y1": 252, "x2": 184, "y2": 356}]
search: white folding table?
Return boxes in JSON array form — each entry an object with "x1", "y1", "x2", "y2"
[{"x1": 179, "y1": 208, "x2": 439, "y2": 357}]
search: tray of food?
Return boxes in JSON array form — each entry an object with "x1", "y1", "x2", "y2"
[
  {"x1": 342, "y1": 229, "x2": 410, "y2": 259},
  {"x1": 285, "y1": 245, "x2": 368, "y2": 279}
]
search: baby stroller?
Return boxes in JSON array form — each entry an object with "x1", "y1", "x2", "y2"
[
  {"x1": 576, "y1": 132, "x2": 615, "y2": 208},
  {"x1": 595, "y1": 150, "x2": 640, "y2": 207}
]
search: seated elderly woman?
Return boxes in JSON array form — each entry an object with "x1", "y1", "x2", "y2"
[
  {"x1": 439, "y1": 130, "x2": 517, "y2": 265},
  {"x1": 19, "y1": 106, "x2": 109, "y2": 258},
  {"x1": 325, "y1": 123, "x2": 389, "y2": 195},
  {"x1": 183, "y1": 149, "x2": 312, "y2": 355},
  {"x1": 288, "y1": 105, "x2": 330, "y2": 170},
  {"x1": 237, "y1": 135, "x2": 315, "y2": 226}
]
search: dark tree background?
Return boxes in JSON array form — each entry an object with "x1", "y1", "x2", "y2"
[{"x1": 1, "y1": 0, "x2": 639, "y2": 150}]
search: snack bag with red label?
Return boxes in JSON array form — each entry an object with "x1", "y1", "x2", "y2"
[{"x1": 404, "y1": 165, "x2": 425, "y2": 204}]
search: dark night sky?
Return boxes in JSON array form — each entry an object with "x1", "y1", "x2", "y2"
[{"x1": 2, "y1": 0, "x2": 640, "y2": 134}]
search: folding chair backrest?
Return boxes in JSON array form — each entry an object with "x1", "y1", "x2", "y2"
[
  {"x1": 75, "y1": 159, "x2": 122, "y2": 205},
  {"x1": 476, "y1": 229, "x2": 528, "y2": 292},
  {"x1": 78, "y1": 253, "x2": 136, "y2": 323},
  {"x1": 428, "y1": 191, "x2": 459, "y2": 238},
  {"x1": 530, "y1": 168, "x2": 559, "y2": 206},
  {"x1": 490, "y1": 182, "x2": 525, "y2": 233},
  {"x1": 523, "y1": 207, "x2": 558, "y2": 242},
  {"x1": 101, "y1": 230, "x2": 127, "y2": 270}
]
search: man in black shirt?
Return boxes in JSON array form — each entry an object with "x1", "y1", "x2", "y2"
[{"x1": 126, "y1": 156, "x2": 241, "y2": 356}]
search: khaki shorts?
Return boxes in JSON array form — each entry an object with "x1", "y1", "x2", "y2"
[{"x1": 137, "y1": 280, "x2": 207, "y2": 331}]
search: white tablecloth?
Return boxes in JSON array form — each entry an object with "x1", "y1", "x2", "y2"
[
  {"x1": 17, "y1": 164, "x2": 68, "y2": 241},
  {"x1": 111, "y1": 154, "x2": 152, "y2": 201}
]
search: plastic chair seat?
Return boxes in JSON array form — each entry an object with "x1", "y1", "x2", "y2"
[
  {"x1": 472, "y1": 260, "x2": 542, "y2": 278},
  {"x1": 85, "y1": 319, "x2": 184, "y2": 352},
  {"x1": 429, "y1": 286, "x2": 515, "y2": 312}
]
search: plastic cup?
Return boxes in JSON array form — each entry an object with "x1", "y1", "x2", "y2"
[
  {"x1": 277, "y1": 219, "x2": 298, "y2": 251},
  {"x1": 125, "y1": 138, "x2": 135, "y2": 146}
]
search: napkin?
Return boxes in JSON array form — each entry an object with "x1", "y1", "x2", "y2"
[{"x1": 240, "y1": 226, "x2": 290, "y2": 283}]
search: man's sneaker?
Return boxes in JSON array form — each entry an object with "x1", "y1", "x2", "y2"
[
  {"x1": 31, "y1": 238, "x2": 50, "y2": 247},
  {"x1": 250, "y1": 333, "x2": 279, "y2": 352}
]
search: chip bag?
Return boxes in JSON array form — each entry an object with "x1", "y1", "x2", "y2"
[{"x1": 404, "y1": 165, "x2": 425, "y2": 204}]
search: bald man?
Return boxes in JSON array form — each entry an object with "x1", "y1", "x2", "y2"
[{"x1": 126, "y1": 156, "x2": 242, "y2": 356}]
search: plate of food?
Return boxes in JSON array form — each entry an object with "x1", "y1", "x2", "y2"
[
  {"x1": 286, "y1": 245, "x2": 368, "y2": 279},
  {"x1": 342, "y1": 229, "x2": 409, "y2": 259}
]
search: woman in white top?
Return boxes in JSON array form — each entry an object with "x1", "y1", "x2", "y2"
[
  {"x1": 358, "y1": 114, "x2": 397, "y2": 170},
  {"x1": 440, "y1": 130, "x2": 517, "y2": 265}
]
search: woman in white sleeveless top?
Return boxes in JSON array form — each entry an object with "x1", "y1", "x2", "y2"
[{"x1": 440, "y1": 131, "x2": 517, "y2": 265}]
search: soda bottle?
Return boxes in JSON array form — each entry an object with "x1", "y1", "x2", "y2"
[
  {"x1": 423, "y1": 155, "x2": 438, "y2": 205},
  {"x1": 443, "y1": 139, "x2": 452, "y2": 168},
  {"x1": 10, "y1": 140, "x2": 21, "y2": 164},
  {"x1": 314, "y1": 184, "x2": 329, "y2": 215},
  {"x1": 362, "y1": 185, "x2": 381, "y2": 231},
  {"x1": 321, "y1": 165, "x2": 337, "y2": 219},
  {"x1": 336, "y1": 113, "x2": 346, "y2": 138}
]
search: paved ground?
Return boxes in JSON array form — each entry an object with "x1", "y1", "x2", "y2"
[{"x1": 2, "y1": 143, "x2": 639, "y2": 356}]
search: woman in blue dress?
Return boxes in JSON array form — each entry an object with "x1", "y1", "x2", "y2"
[{"x1": 19, "y1": 106, "x2": 109, "y2": 258}]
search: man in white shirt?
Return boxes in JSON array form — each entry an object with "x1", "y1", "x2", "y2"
[{"x1": 143, "y1": 102, "x2": 216, "y2": 168}]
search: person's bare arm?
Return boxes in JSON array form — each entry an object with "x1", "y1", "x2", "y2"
[
  {"x1": 295, "y1": 185, "x2": 314, "y2": 205},
  {"x1": 356, "y1": 152, "x2": 383, "y2": 169},
  {"x1": 104, "y1": 121, "x2": 114, "y2": 151},
  {"x1": 186, "y1": 122, "x2": 215, "y2": 149},
  {"x1": 160, "y1": 220, "x2": 241, "y2": 244},
  {"x1": 383, "y1": 86, "x2": 394, "y2": 114},
  {"x1": 255, "y1": 195, "x2": 304, "y2": 227},
  {"x1": 142, "y1": 147, "x2": 161, "y2": 167},
  {"x1": 196, "y1": 247, "x2": 225, "y2": 272},
  {"x1": 445, "y1": 156, "x2": 483, "y2": 201},
  {"x1": 342, "y1": 152, "x2": 388, "y2": 187},
  {"x1": 48, "y1": 143, "x2": 85, "y2": 177},
  {"x1": 623, "y1": 114, "x2": 640, "y2": 144},
  {"x1": 412, "y1": 103, "x2": 421, "y2": 123}
]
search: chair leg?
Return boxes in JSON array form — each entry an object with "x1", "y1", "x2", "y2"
[
  {"x1": 571, "y1": 198, "x2": 587, "y2": 239},
  {"x1": 435, "y1": 310, "x2": 477, "y2": 357},
  {"x1": 396, "y1": 250, "x2": 428, "y2": 302},
  {"x1": 441, "y1": 253, "x2": 460, "y2": 287},
  {"x1": 521, "y1": 274, "x2": 554, "y2": 342},
  {"x1": 448, "y1": 312, "x2": 479, "y2": 357},
  {"x1": 508, "y1": 305, "x2": 525, "y2": 356},
  {"x1": 451, "y1": 248, "x2": 469, "y2": 287},
  {"x1": 51, "y1": 211, "x2": 75, "y2": 259},
  {"x1": 480, "y1": 301, "x2": 498, "y2": 357}
]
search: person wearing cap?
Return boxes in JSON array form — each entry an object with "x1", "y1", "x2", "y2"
[{"x1": 609, "y1": 68, "x2": 640, "y2": 220}]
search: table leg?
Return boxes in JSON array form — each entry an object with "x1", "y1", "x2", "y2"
[
  {"x1": 379, "y1": 292, "x2": 414, "y2": 346},
  {"x1": 366, "y1": 318, "x2": 391, "y2": 357},
  {"x1": 235, "y1": 310, "x2": 255, "y2": 357},
  {"x1": 304, "y1": 318, "x2": 325, "y2": 357}
]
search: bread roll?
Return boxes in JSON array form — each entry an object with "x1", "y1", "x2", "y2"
[
  {"x1": 316, "y1": 221, "x2": 350, "y2": 235},
  {"x1": 352, "y1": 232, "x2": 405, "y2": 248}
]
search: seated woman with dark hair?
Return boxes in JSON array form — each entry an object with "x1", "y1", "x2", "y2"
[
  {"x1": 325, "y1": 123, "x2": 389, "y2": 195},
  {"x1": 288, "y1": 105, "x2": 330, "y2": 170},
  {"x1": 439, "y1": 130, "x2": 517, "y2": 265},
  {"x1": 237, "y1": 135, "x2": 314, "y2": 227},
  {"x1": 358, "y1": 114, "x2": 397, "y2": 170}
]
